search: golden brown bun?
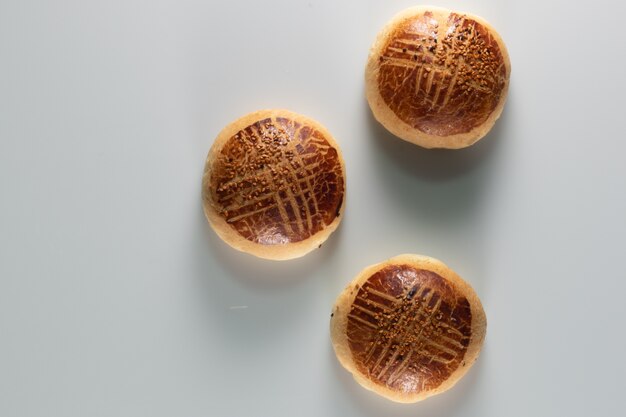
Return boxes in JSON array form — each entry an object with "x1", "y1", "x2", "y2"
[
  {"x1": 366, "y1": 6, "x2": 511, "y2": 149},
  {"x1": 330, "y1": 254, "x2": 486, "y2": 403},
  {"x1": 202, "y1": 109, "x2": 346, "y2": 261}
]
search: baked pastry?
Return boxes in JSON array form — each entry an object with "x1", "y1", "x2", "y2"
[
  {"x1": 202, "y1": 109, "x2": 346, "y2": 260},
  {"x1": 366, "y1": 6, "x2": 511, "y2": 149},
  {"x1": 330, "y1": 254, "x2": 486, "y2": 403}
]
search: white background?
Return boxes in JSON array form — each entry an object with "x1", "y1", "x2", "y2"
[{"x1": 1, "y1": 0, "x2": 625, "y2": 415}]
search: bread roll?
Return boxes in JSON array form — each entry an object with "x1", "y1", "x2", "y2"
[
  {"x1": 366, "y1": 6, "x2": 510, "y2": 149},
  {"x1": 202, "y1": 109, "x2": 346, "y2": 260},
  {"x1": 330, "y1": 254, "x2": 486, "y2": 403}
]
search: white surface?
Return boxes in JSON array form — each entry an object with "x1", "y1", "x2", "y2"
[{"x1": 1, "y1": 0, "x2": 625, "y2": 415}]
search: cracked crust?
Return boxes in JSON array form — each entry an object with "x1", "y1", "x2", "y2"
[
  {"x1": 366, "y1": 6, "x2": 510, "y2": 149},
  {"x1": 330, "y1": 254, "x2": 486, "y2": 403},
  {"x1": 202, "y1": 109, "x2": 346, "y2": 260}
]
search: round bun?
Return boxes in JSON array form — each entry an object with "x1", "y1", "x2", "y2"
[
  {"x1": 202, "y1": 109, "x2": 346, "y2": 261},
  {"x1": 366, "y1": 6, "x2": 511, "y2": 149},
  {"x1": 330, "y1": 254, "x2": 486, "y2": 403}
]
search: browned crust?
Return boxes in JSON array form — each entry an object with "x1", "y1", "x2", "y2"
[
  {"x1": 202, "y1": 109, "x2": 346, "y2": 260},
  {"x1": 366, "y1": 6, "x2": 511, "y2": 149},
  {"x1": 330, "y1": 254, "x2": 486, "y2": 403}
]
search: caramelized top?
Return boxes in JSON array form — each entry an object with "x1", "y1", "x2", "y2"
[
  {"x1": 208, "y1": 116, "x2": 344, "y2": 245},
  {"x1": 377, "y1": 11, "x2": 508, "y2": 136},
  {"x1": 347, "y1": 265, "x2": 472, "y2": 394}
]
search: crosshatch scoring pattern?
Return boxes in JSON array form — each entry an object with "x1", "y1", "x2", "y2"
[
  {"x1": 209, "y1": 117, "x2": 344, "y2": 245},
  {"x1": 378, "y1": 11, "x2": 508, "y2": 136},
  {"x1": 347, "y1": 265, "x2": 472, "y2": 394}
]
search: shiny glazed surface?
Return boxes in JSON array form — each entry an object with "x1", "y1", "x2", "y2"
[
  {"x1": 207, "y1": 116, "x2": 344, "y2": 245},
  {"x1": 347, "y1": 265, "x2": 472, "y2": 394},
  {"x1": 377, "y1": 10, "x2": 508, "y2": 136}
]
